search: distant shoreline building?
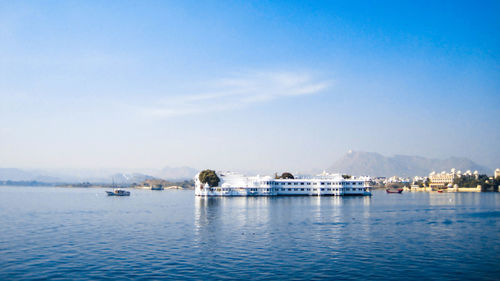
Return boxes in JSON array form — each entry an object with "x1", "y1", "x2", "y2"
[
  {"x1": 429, "y1": 170, "x2": 456, "y2": 188},
  {"x1": 429, "y1": 168, "x2": 482, "y2": 188},
  {"x1": 429, "y1": 168, "x2": 479, "y2": 189},
  {"x1": 495, "y1": 169, "x2": 500, "y2": 179}
]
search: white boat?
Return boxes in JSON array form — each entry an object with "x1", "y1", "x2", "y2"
[
  {"x1": 195, "y1": 171, "x2": 371, "y2": 197},
  {"x1": 106, "y1": 189, "x2": 131, "y2": 196}
]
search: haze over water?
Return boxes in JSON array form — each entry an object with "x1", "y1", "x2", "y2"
[{"x1": 1, "y1": 187, "x2": 498, "y2": 280}]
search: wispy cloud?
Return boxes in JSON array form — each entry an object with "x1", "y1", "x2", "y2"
[{"x1": 141, "y1": 71, "x2": 332, "y2": 118}]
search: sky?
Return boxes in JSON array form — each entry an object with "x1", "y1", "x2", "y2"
[{"x1": 0, "y1": 0, "x2": 499, "y2": 173}]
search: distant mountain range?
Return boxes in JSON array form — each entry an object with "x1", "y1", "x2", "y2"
[
  {"x1": 328, "y1": 151, "x2": 491, "y2": 177},
  {"x1": 0, "y1": 166, "x2": 199, "y2": 183},
  {"x1": 0, "y1": 168, "x2": 61, "y2": 182},
  {"x1": 1, "y1": 152, "x2": 492, "y2": 182}
]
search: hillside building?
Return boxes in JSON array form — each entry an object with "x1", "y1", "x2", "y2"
[
  {"x1": 429, "y1": 168, "x2": 480, "y2": 189},
  {"x1": 429, "y1": 169, "x2": 457, "y2": 188}
]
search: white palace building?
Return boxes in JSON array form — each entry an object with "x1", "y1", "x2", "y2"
[{"x1": 195, "y1": 171, "x2": 372, "y2": 197}]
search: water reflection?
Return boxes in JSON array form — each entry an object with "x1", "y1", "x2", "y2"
[
  {"x1": 194, "y1": 195, "x2": 373, "y2": 251},
  {"x1": 428, "y1": 192, "x2": 483, "y2": 206},
  {"x1": 2, "y1": 187, "x2": 499, "y2": 280}
]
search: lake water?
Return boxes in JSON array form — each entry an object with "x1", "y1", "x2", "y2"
[{"x1": 0, "y1": 186, "x2": 499, "y2": 280}]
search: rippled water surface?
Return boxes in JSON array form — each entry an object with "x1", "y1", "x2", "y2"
[{"x1": 0, "y1": 187, "x2": 499, "y2": 280}]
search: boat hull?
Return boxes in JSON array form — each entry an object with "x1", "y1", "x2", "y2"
[
  {"x1": 386, "y1": 189, "x2": 403, "y2": 193},
  {"x1": 106, "y1": 190, "x2": 130, "y2": 196}
]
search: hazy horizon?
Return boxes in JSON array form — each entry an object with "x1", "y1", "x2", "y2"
[{"x1": 1, "y1": 1, "x2": 499, "y2": 172}]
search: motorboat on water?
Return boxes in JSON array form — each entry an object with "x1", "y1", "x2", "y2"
[
  {"x1": 106, "y1": 189, "x2": 130, "y2": 196},
  {"x1": 386, "y1": 188, "x2": 403, "y2": 194}
]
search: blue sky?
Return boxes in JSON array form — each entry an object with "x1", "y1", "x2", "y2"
[{"x1": 0, "y1": 0, "x2": 499, "y2": 173}]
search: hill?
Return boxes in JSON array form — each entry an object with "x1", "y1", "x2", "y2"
[
  {"x1": 328, "y1": 151, "x2": 491, "y2": 177},
  {"x1": 0, "y1": 166, "x2": 198, "y2": 184}
]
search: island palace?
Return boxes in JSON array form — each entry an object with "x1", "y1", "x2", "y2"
[{"x1": 195, "y1": 171, "x2": 371, "y2": 197}]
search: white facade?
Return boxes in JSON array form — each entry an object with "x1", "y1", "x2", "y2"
[
  {"x1": 495, "y1": 169, "x2": 500, "y2": 179},
  {"x1": 429, "y1": 169, "x2": 457, "y2": 188},
  {"x1": 195, "y1": 171, "x2": 371, "y2": 196}
]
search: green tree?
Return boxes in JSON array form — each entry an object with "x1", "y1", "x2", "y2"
[
  {"x1": 413, "y1": 180, "x2": 424, "y2": 187},
  {"x1": 280, "y1": 172, "x2": 294, "y2": 179},
  {"x1": 199, "y1": 170, "x2": 220, "y2": 187},
  {"x1": 424, "y1": 178, "x2": 430, "y2": 187}
]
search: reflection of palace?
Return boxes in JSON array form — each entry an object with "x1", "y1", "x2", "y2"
[
  {"x1": 193, "y1": 196, "x2": 274, "y2": 247},
  {"x1": 193, "y1": 196, "x2": 374, "y2": 263},
  {"x1": 193, "y1": 196, "x2": 371, "y2": 239},
  {"x1": 195, "y1": 171, "x2": 372, "y2": 197},
  {"x1": 194, "y1": 197, "x2": 273, "y2": 232}
]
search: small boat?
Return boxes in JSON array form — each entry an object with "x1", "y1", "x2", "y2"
[
  {"x1": 106, "y1": 189, "x2": 130, "y2": 196},
  {"x1": 437, "y1": 190, "x2": 444, "y2": 193},
  {"x1": 386, "y1": 188, "x2": 403, "y2": 194}
]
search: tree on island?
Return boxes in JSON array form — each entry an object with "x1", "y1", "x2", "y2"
[
  {"x1": 342, "y1": 174, "x2": 351, "y2": 179},
  {"x1": 279, "y1": 172, "x2": 294, "y2": 179},
  {"x1": 199, "y1": 169, "x2": 220, "y2": 187}
]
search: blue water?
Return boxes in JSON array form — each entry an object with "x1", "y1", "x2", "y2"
[{"x1": 0, "y1": 187, "x2": 499, "y2": 280}]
